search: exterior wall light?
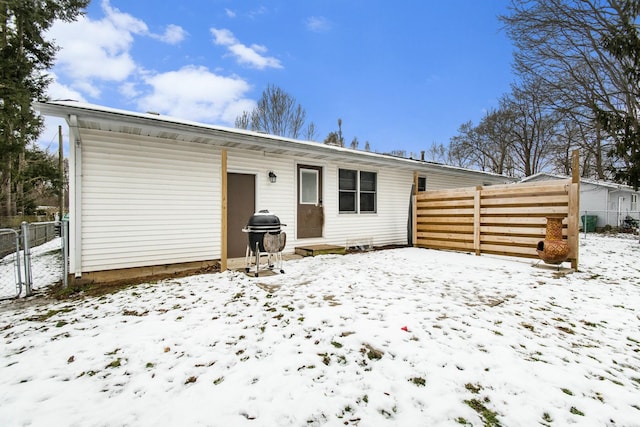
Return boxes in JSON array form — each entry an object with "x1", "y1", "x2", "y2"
[{"x1": 268, "y1": 171, "x2": 277, "y2": 183}]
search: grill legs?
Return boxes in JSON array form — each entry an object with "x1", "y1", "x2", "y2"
[{"x1": 244, "y1": 242, "x2": 285, "y2": 277}]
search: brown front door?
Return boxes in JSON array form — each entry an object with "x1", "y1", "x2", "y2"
[
  {"x1": 297, "y1": 164, "x2": 323, "y2": 238},
  {"x1": 227, "y1": 173, "x2": 255, "y2": 258}
]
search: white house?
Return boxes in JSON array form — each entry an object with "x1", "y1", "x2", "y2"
[
  {"x1": 522, "y1": 173, "x2": 640, "y2": 230},
  {"x1": 36, "y1": 101, "x2": 515, "y2": 283}
]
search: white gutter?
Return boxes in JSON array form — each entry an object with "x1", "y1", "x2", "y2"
[{"x1": 69, "y1": 115, "x2": 83, "y2": 278}]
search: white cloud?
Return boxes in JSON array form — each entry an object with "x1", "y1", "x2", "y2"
[
  {"x1": 248, "y1": 6, "x2": 267, "y2": 19},
  {"x1": 152, "y1": 24, "x2": 187, "y2": 45},
  {"x1": 210, "y1": 28, "x2": 282, "y2": 70},
  {"x1": 137, "y1": 65, "x2": 256, "y2": 125},
  {"x1": 47, "y1": 0, "x2": 186, "y2": 100},
  {"x1": 306, "y1": 16, "x2": 331, "y2": 33},
  {"x1": 46, "y1": 73, "x2": 87, "y2": 102},
  {"x1": 118, "y1": 82, "x2": 141, "y2": 99},
  {"x1": 211, "y1": 28, "x2": 236, "y2": 46},
  {"x1": 225, "y1": 8, "x2": 236, "y2": 18}
]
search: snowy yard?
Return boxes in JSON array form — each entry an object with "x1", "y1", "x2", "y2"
[{"x1": 1, "y1": 234, "x2": 639, "y2": 426}]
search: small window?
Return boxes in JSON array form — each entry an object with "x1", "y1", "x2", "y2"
[
  {"x1": 417, "y1": 176, "x2": 427, "y2": 192},
  {"x1": 300, "y1": 169, "x2": 318, "y2": 204},
  {"x1": 632, "y1": 194, "x2": 638, "y2": 212},
  {"x1": 339, "y1": 168, "x2": 377, "y2": 213}
]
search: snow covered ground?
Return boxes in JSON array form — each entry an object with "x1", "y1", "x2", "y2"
[{"x1": 0, "y1": 234, "x2": 639, "y2": 426}]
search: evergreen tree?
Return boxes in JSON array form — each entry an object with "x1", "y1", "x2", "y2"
[
  {"x1": 595, "y1": 1, "x2": 640, "y2": 188},
  {"x1": 0, "y1": 0, "x2": 89, "y2": 216},
  {"x1": 323, "y1": 131, "x2": 340, "y2": 146}
]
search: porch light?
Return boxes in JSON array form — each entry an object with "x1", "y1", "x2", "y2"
[{"x1": 268, "y1": 171, "x2": 277, "y2": 183}]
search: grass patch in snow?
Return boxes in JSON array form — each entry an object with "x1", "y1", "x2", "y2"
[
  {"x1": 105, "y1": 358, "x2": 121, "y2": 369},
  {"x1": 26, "y1": 307, "x2": 73, "y2": 321},
  {"x1": 464, "y1": 398, "x2": 501, "y2": 426},
  {"x1": 465, "y1": 383, "x2": 482, "y2": 394},
  {"x1": 362, "y1": 343, "x2": 383, "y2": 360},
  {"x1": 570, "y1": 406, "x2": 584, "y2": 416},
  {"x1": 409, "y1": 377, "x2": 426, "y2": 387}
]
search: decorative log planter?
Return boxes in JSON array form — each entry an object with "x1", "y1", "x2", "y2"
[{"x1": 536, "y1": 216, "x2": 570, "y2": 264}]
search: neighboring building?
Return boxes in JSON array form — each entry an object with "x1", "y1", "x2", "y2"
[
  {"x1": 521, "y1": 173, "x2": 640, "y2": 230},
  {"x1": 36, "y1": 101, "x2": 515, "y2": 283}
]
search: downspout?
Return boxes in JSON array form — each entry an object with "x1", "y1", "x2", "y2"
[{"x1": 69, "y1": 115, "x2": 83, "y2": 278}]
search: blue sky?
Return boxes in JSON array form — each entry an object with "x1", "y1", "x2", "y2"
[{"x1": 42, "y1": 0, "x2": 515, "y2": 156}]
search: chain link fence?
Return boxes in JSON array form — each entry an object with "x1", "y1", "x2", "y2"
[
  {"x1": 580, "y1": 210, "x2": 640, "y2": 233},
  {"x1": 0, "y1": 221, "x2": 68, "y2": 300}
]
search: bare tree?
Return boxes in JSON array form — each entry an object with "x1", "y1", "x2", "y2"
[
  {"x1": 423, "y1": 142, "x2": 450, "y2": 164},
  {"x1": 304, "y1": 122, "x2": 317, "y2": 141},
  {"x1": 500, "y1": 0, "x2": 639, "y2": 181},
  {"x1": 235, "y1": 84, "x2": 314, "y2": 139},
  {"x1": 449, "y1": 109, "x2": 516, "y2": 176},
  {"x1": 502, "y1": 78, "x2": 559, "y2": 176}
]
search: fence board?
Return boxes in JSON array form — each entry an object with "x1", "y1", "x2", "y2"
[
  {"x1": 481, "y1": 194, "x2": 569, "y2": 207},
  {"x1": 417, "y1": 216, "x2": 474, "y2": 224},
  {"x1": 414, "y1": 178, "x2": 578, "y2": 267}
]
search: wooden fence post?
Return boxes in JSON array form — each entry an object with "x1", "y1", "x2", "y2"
[
  {"x1": 412, "y1": 195, "x2": 417, "y2": 246},
  {"x1": 569, "y1": 150, "x2": 580, "y2": 270},
  {"x1": 474, "y1": 186, "x2": 482, "y2": 255}
]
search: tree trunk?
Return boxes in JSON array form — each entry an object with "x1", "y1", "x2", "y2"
[{"x1": 2, "y1": 159, "x2": 12, "y2": 217}]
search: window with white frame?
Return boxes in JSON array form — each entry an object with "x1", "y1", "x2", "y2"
[
  {"x1": 339, "y1": 169, "x2": 377, "y2": 213},
  {"x1": 632, "y1": 194, "x2": 638, "y2": 212}
]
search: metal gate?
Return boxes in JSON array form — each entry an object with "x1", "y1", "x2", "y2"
[
  {"x1": 0, "y1": 228, "x2": 23, "y2": 300},
  {"x1": 0, "y1": 221, "x2": 68, "y2": 300}
]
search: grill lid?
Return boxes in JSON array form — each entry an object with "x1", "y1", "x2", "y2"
[{"x1": 244, "y1": 210, "x2": 284, "y2": 233}]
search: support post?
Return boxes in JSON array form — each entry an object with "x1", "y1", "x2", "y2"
[
  {"x1": 220, "y1": 149, "x2": 228, "y2": 271},
  {"x1": 568, "y1": 150, "x2": 580, "y2": 270},
  {"x1": 21, "y1": 222, "x2": 32, "y2": 296},
  {"x1": 58, "y1": 125, "x2": 64, "y2": 221},
  {"x1": 412, "y1": 195, "x2": 417, "y2": 246},
  {"x1": 62, "y1": 220, "x2": 69, "y2": 288},
  {"x1": 474, "y1": 186, "x2": 482, "y2": 256}
]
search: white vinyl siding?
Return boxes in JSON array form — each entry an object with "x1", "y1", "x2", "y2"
[
  {"x1": 80, "y1": 130, "x2": 219, "y2": 272},
  {"x1": 316, "y1": 164, "x2": 413, "y2": 248},
  {"x1": 227, "y1": 148, "x2": 296, "y2": 233},
  {"x1": 423, "y1": 171, "x2": 506, "y2": 189},
  {"x1": 73, "y1": 125, "x2": 513, "y2": 274}
]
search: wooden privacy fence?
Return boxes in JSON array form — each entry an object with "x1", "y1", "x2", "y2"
[{"x1": 412, "y1": 178, "x2": 579, "y2": 269}]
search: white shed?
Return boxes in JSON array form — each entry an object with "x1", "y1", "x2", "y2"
[
  {"x1": 36, "y1": 101, "x2": 515, "y2": 283},
  {"x1": 522, "y1": 173, "x2": 640, "y2": 230}
]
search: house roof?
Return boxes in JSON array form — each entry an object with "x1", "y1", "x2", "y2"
[
  {"x1": 35, "y1": 100, "x2": 515, "y2": 183},
  {"x1": 521, "y1": 172, "x2": 638, "y2": 192}
]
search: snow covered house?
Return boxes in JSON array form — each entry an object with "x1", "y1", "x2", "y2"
[
  {"x1": 36, "y1": 101, "x2": 515, "y2": 283},
  {"x1": 521, "y1": 173, "x2": 640, "y2": 230}
]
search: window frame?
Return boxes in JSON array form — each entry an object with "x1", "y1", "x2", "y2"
[
  {"x1": 338, "y1": 168, "x2": 377, "y2": 214},
  {"x1": 299, "y1": 169, "x2": 319, "y2": 205}
]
